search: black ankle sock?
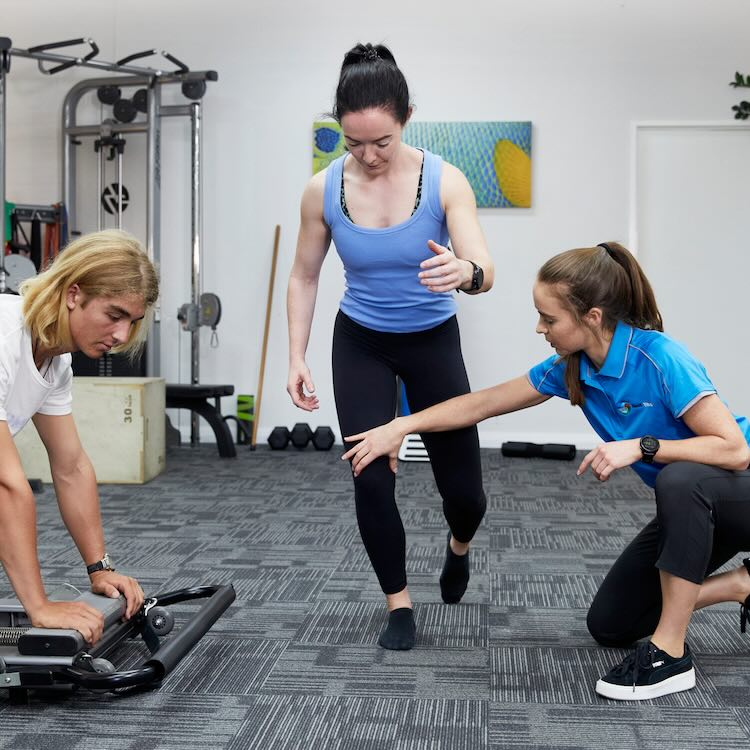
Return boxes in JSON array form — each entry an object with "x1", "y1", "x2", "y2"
[
  {"x1": 440, "y1": 531, "x2": 470, "y2": 604},
  {"x1": 378, "y1": 607, "x2": 416, "y2": 650}
]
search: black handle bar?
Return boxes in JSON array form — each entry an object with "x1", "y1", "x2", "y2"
[
  {"x1": 26, "y1": 38, "x2": 99, "y2": 75},
  {"x1": 54, "y1": 584, "x2": 235, "y2": 690},
  {"x1": 116, "y1": 49, "x2": 189, "y2": 74}
]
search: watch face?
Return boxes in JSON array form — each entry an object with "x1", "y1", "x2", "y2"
[
  {"x1": 641, "y1": 436, "x2": 659, "y2": 454},
  {"x1": 473, "y1": 265, "x2": 484, "y2": 290}
]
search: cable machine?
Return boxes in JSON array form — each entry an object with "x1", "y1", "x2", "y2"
[{"x1": 0, "y1": 37, "x2": 233, "y2": 453}]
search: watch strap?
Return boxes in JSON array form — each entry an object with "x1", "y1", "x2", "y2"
[{"x1": 86, "y1": 554, "x2": 114, "y2": 575}]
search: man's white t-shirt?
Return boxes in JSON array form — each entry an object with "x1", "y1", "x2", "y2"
[{"x1": 0, "y1": 295, "x2": 73, "y2": 436}]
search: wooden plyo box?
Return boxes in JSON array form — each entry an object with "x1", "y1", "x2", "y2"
[{"x1": 14, "y1": 377, "x2": 166, "y2": 484}]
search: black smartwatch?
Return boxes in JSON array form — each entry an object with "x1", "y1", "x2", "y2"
[
  {"x1": 639, "y1": 435, "x2": 660, "y2": 464},
  {"x1": 86, "y1": 552, "x2": 115, "y2": 575},
  {"x1": 466, "y1": 260, "x2": 484, "y2": 291}
]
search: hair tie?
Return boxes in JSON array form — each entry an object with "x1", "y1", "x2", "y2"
[
  {"x1": 597, "y1": 242, "x2": 615, "y2": 257},
  {"x1": 363, "y1": 47, "x2": 379, "y2": 62}
]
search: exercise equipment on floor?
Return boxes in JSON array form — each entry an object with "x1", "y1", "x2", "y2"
[
  {"x1": 396, "y1": 379, "x2": 429, "y2": 462},
  {"x1": 2, "y1": 202, "x2": 68, "y2": 292},
  {"x1": 0, "y1": 583, "x2": 235, "y2": 703},
  {"x1": 267, "y1": 424, "x2": 335, "y2": 451},
  {"x1": 268, "y1": 426, "x2": 290, "y2": 450},
  {"x1": 501, "y1": 441, "x2": 577, "y2": 460},
  {"x1": 221, "y1": 393, "x2": 253, "y2": 446},
  {"x1": 165, "y1": 384, "x2": 236, "y2": 458}
]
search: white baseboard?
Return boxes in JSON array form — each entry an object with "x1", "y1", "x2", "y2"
[{"x1": 175, "y1": 418, "x2": 601, "y2": 452}]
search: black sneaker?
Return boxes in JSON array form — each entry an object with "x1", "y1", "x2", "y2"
[
  {"x1": 740, "y1": 557, "x2": 750, "y2": 632},
  {"x1": 595, "y1": 641, "x2": 695, "y2": 700}
]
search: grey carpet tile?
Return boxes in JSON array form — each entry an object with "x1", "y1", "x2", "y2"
[
  {"x1": 730, "y1": 706, "x2": 750, "y2": 741},
  {"x1": 489, "y1": 549, "x2": 617, "y2": 575},
  {"x1": 488, "y1": 704, "x2": 750, "y2": 750},
  {"x1": 262, "y1": 643, "x2": 490, "y2": 700},
  {"x1": 315, "y1": 569, "x2": 408, "y2": 602},
  {"x1": 44, "y1": 539, "x2": 209, "y2": 568},
  {"x1": 219, "y1": 521, "x2": 361, "y2": 549},
  {"x1": 3, "y1": 445, "x2": 750, "y2": 749},
  {"x1": 295, "y1": 601, "x2": 487, "y2": 649},
  {"x1": 490, "y1": 572, "x2": 604, "y2": 608},
  {"x1": 685, "y1": 607, "x2": 749, "y2": 654},
  {"x1": 491, "y1": 525, "x2": 639, "y2": 552},
  {"x1": 162, "y1": 636, "x2": 289, "y2": 695},
  {"x1": 698, "y1": 653, "x2": 750, "y2": 706},
  {"x1": 0, "y1": 694, "x2": 251, "y2": 750},
  {"x1": 188, "y1": 543, "x2": 350, "y2": 570},
  {"x1": 489, "y1": 606, "x2": 593, "y2": 647},
  {"x1": 170, "y1": 600, "x2": 311, "y2": 640},
  {"x1": 416, "y1": 603, "x2": 488, "y2": 648},
  {"x1": 161, "y1": 566, "x2": 335, "y2": 602},
  {"x1": 227, "y1": 695, "x2": 487, "y2": 750}
]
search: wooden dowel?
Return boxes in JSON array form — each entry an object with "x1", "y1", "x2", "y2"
[{"x1": 251, "y1": 224, "x2": 280, "y2": 449}]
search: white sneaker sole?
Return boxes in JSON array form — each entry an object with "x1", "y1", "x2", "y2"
[{"x1": 595, "y1": 667, "x2": 696, "y2": 701}]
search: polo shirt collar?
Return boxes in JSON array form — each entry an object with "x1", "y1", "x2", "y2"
[{"x1": 581, "y1": 321, "x2": 633, "y2": 382}]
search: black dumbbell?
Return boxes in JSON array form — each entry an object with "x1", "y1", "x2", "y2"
[
  {"x1": 268, "y1": 426, "x2": 290, "y2": 450},
  {"x1": 133, "y1": 88, "x2": 149, "y2": 114},
  {"x1": 290, "y1": 422, "x2": 313, "y2": 449},
  {"x1": 97, "y1": 85, "x2": 121, "y2": 105},
  {"x1": 182, "y1": 79, "x2": 207, "y2": 100},
  {"x1": 113, "y1": 97, "x2": 137, "y2": 123},
  {"x1": 312, "y1": 426, "x2": 335, "y2": 451}
]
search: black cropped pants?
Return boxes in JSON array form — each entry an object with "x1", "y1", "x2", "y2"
[
  {"x1": 587, "y1": 461, "x2": 750, "y2": 647},
  {"x1": 333, "y1": 311, "x2": 486, "y2": 595}
]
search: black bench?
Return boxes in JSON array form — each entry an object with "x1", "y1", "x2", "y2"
[{"x1": 166, "y1": 384, "x2": 236, "y2": 458}]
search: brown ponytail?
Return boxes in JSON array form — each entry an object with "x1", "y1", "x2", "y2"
[{"x1": 537, "y1": 242, "x2": 663, "y2": 406}]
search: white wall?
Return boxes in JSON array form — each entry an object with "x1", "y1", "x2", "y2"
[
  {"x1": 635, "y1": 124, "x2": 750, "y2": 418},
  {"x1": 4, "y1": 0, "x2": 748, "y2": 447}
]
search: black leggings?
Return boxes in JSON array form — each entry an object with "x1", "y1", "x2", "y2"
[
  {"x1": 587, "y1": 461, "x2": 750, "y2": 646},
  {"x1": 332, "y1": 311, "x2": 486, "y2": 595}
]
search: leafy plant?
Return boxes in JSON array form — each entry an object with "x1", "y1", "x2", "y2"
[{"x1": 730, "y1": 72, "x2": 750, "y2": 119}]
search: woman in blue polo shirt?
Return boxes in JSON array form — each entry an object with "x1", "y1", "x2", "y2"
[{"x1": 342, "y1": 241, "x2": 750, "y2": 701}]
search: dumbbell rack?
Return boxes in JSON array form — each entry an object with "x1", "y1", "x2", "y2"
[{"x1": 268, "y1": 423, "x2": 336, "y2": 451}]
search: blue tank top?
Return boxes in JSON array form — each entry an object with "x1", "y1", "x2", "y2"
[{"x1": 323, "y1": 149, "x2": 457, "y2": 333}]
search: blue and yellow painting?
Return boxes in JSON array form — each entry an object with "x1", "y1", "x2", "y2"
[{"x1": 312, "y1": 120, "x2": 532, "y2": 208}]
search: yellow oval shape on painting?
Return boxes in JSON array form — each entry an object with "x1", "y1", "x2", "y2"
[{"x1": 494, "y1": 139, "x2": 531, "y2": 207}]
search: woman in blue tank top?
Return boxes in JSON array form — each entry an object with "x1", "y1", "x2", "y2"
[{"x1": 287, "y1": 43, "x2": 495, "y2": 650}]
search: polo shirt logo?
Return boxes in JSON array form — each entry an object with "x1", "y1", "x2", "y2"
[{"x1": 617, "y1": 402, "x2": 654, "y2": 415}]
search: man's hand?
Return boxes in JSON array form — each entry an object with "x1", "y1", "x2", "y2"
[
  {"x1": 89, "y1": 570, "x2": 145, "y2": 619},
  {"x1": 28, "y1": 600, "x2": 105, "y2": 645}
]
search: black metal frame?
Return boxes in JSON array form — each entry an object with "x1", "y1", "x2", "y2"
[{"x1": 2, "y1": 584, "x2": 235, "y2": 695}]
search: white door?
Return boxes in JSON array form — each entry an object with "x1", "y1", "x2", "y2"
[{"x1": 634, "y1": 124, "x2": 750, "y2": 417}]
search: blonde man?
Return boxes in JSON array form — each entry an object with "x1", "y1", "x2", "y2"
[{"x1": 0, "y1": 230, "x2": 158, "y2": 644}]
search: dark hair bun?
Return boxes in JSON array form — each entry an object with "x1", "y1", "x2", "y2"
[{"x1": 342, "y1": 43, "x2": 397, "y2": 68}]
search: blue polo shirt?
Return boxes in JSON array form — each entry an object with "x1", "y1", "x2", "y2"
[{"x1": 527, "y1": 321, "x2": 750, "y2": 487}]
